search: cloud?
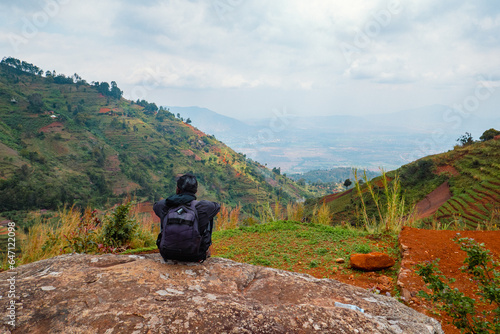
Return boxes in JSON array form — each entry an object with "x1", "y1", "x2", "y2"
[{"x1": 0, "y1": 0, "x2": 499, "y2": 117}]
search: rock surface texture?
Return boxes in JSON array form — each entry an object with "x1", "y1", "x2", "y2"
[
  {"x1": 0, "y1": 254, "x2": 443, "y2": 333},
  {"x1": 350, "y1": 252, "x2": 396, "y2": 271}
]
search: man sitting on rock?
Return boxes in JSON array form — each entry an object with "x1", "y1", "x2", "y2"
[{"x1": 153, "y1": 173, "x2": 220, "y2": 262}]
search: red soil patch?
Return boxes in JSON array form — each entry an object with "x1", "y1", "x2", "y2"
[
  {"x1": 372, "y1": 176, "x2": 392, "y2": 188},
  {"x1": 435, "y1": 165, "x2": 460, "y2": 177},
  {"x1": 133, "y1": 202, "x2": 160, "y2": 224},
  {"x1": 112, "y1": 181, "x2": 141, "y2": 196},
  {"x1": 99, "y1": 107, "x2": 112, "y2": 114},
  {"x1": 181, "y1": 149, "x2": 201, "y2": 161},
  {"x1": 266, "y1": 178, "x2": 278, "y2": 187},
  {"x1": 323, "y1": 189, "x2": 352, "y2": 204},
  {"x1": 39, "y1": 122, "x2": 64, "y2": 133},
  {"x1": 211, "y1": 147, "x2": 221, "y2": 154},
  {"x1": 415, "y1": 182, "x2": 452, "y2": 219},
  {"x1": 184, "y1": 123, "x2": 206, "y2": 137},
  {"x1": 181, "y1": 149, "x2": 194, "y2": 156},
  {"x1": 399, "y1": 227, "x2": 500, "y2": 334}
]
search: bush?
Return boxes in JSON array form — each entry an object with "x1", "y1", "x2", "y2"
[
  {"x1": 416, "y1": 236, "x2": 500, "y2": 333},
  {"x1": 287, "y1": 202, "x2": 304, "y2": 222},
  {"x1": 63, "y1": 209, "x2": 101, "y2": 253},
  {"x1": 100, "y1": 202, "x2": 138, "y2": 246},
  {"x1": 354, "y1": 169, "x2": 412, "y2": 234},
  {"x1": 311, "y1": 201, "x2": 331, "y2": 225},
  {"x1": 215, "y1": 204, "x2": 240, "y2": 231}
]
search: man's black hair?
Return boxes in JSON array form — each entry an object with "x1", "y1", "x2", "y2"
[{"x1": 177, "y1": 173, "x2": 198, "y2": 194}]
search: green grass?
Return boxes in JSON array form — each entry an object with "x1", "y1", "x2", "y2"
[
  {"x1": 213, "y1": 220, "x2": 400, "y2": 281},
  {"x1": 121, "y1": 245, "x2": 157, "y2": 254}
]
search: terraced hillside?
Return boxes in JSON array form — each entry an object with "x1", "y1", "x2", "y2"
[
  {"x1": 429, "y1": 139, "x2": 500, "y2": 228},
  {"x1": 307, "y1": 136, "x2": 500, "y2": 229},
  {"x1": 0, "y1": 58, "x2": 316, "y2": 221}
]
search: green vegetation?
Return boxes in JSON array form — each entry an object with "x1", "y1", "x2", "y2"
[
  {"x1": 100, "y1": 202, "x2": 138, "y2": 247},
  {"x1": 0, "y1": 57, "x2": 315, "y2": 234},
  {"x1": 416, "y1": 237, "x2": 500, "y2": 333},
  {"x1": 213, "y1": 219, "x2": 399, "y2": 282},
  {"x1": 305, "y1": 138, "x2": 500, "y2": 230},
  {"x1": 354, "y1": 170, "x2": 413, "y2": 234},
  {"x1": 11, "y1": 202, "x2": 158, "y2": 266},
  {"x1": 457, "y1": 132, "x2": 474, "y2": 146},
  {"x1": 480, "y1": 128, "x2": 500, "y2": 142}
]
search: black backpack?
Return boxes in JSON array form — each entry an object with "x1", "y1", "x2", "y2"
[{"x1": 158, "y1": 200, "x2": 208, "y2": 262}]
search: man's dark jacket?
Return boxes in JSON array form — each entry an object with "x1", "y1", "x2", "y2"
[{"x1": 153, "y1": 193, "x2": 220, "y2": 255}]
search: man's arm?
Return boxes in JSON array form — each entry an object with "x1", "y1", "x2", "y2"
[
  {"x1": 153, "y1": 199, "x2": 167, "y2": 220},
  {"x1": 196, "y1": 200, "x2": 221, "y2": 232},
  {"x1": 204, "y1": 201, "x2": 221, "y2": 220}
]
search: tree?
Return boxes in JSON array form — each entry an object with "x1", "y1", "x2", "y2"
[
  {"x1": 479, "y1": 128, "x2": 500, "y2": 141},
  {"x1": 53, "y1": 74, "x2": 73, "y2": 84},
  {"x1": 98, "y1": 82, "x2": 110, "y2": 96},
  {"x1": 28, "y1": 93, "x2": 44, "y2": 113},
  {"x1": 343, "y1": 179, "x2": 352, "y2": 189},
  {"x1": 457, "y1": 132, "x2": 474, "y2": 146},
  {"x1": 110, "y1": 81, "x2": 123, "y2": 99},
  {"x1": 144, "y1": 102, "x2": 158, "y2": 114},
  {"x1": 186, "y1": 118, "x2": 192, "y2": 124},
  {"x1": 1, "y1": 57, "x2": 43, "y2": 76}
]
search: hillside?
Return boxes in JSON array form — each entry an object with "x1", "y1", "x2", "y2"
[
  {"x1": 307, "y1": 137, "x2": 500, "y2": 229},
  {"x1": 0, "y1": 58, "x2": 317, "y2": 222}
]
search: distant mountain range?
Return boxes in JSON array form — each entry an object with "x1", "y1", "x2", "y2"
[{"x1": 169, "y1": 105, "x2": 498, "y2": 173}]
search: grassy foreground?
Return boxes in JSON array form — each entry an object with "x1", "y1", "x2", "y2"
[{"x1": 212, "y1": 220, "x2": 400, "y2": 284}]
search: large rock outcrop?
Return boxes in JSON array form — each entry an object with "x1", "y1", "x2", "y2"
[{"x1": 0, "y1": 253, "x2": 443, "y2": 333}]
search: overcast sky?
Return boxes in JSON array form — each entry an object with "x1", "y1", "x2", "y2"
[{"x1": 1, "y1": 0, "x2": 500, "y2": 119}]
